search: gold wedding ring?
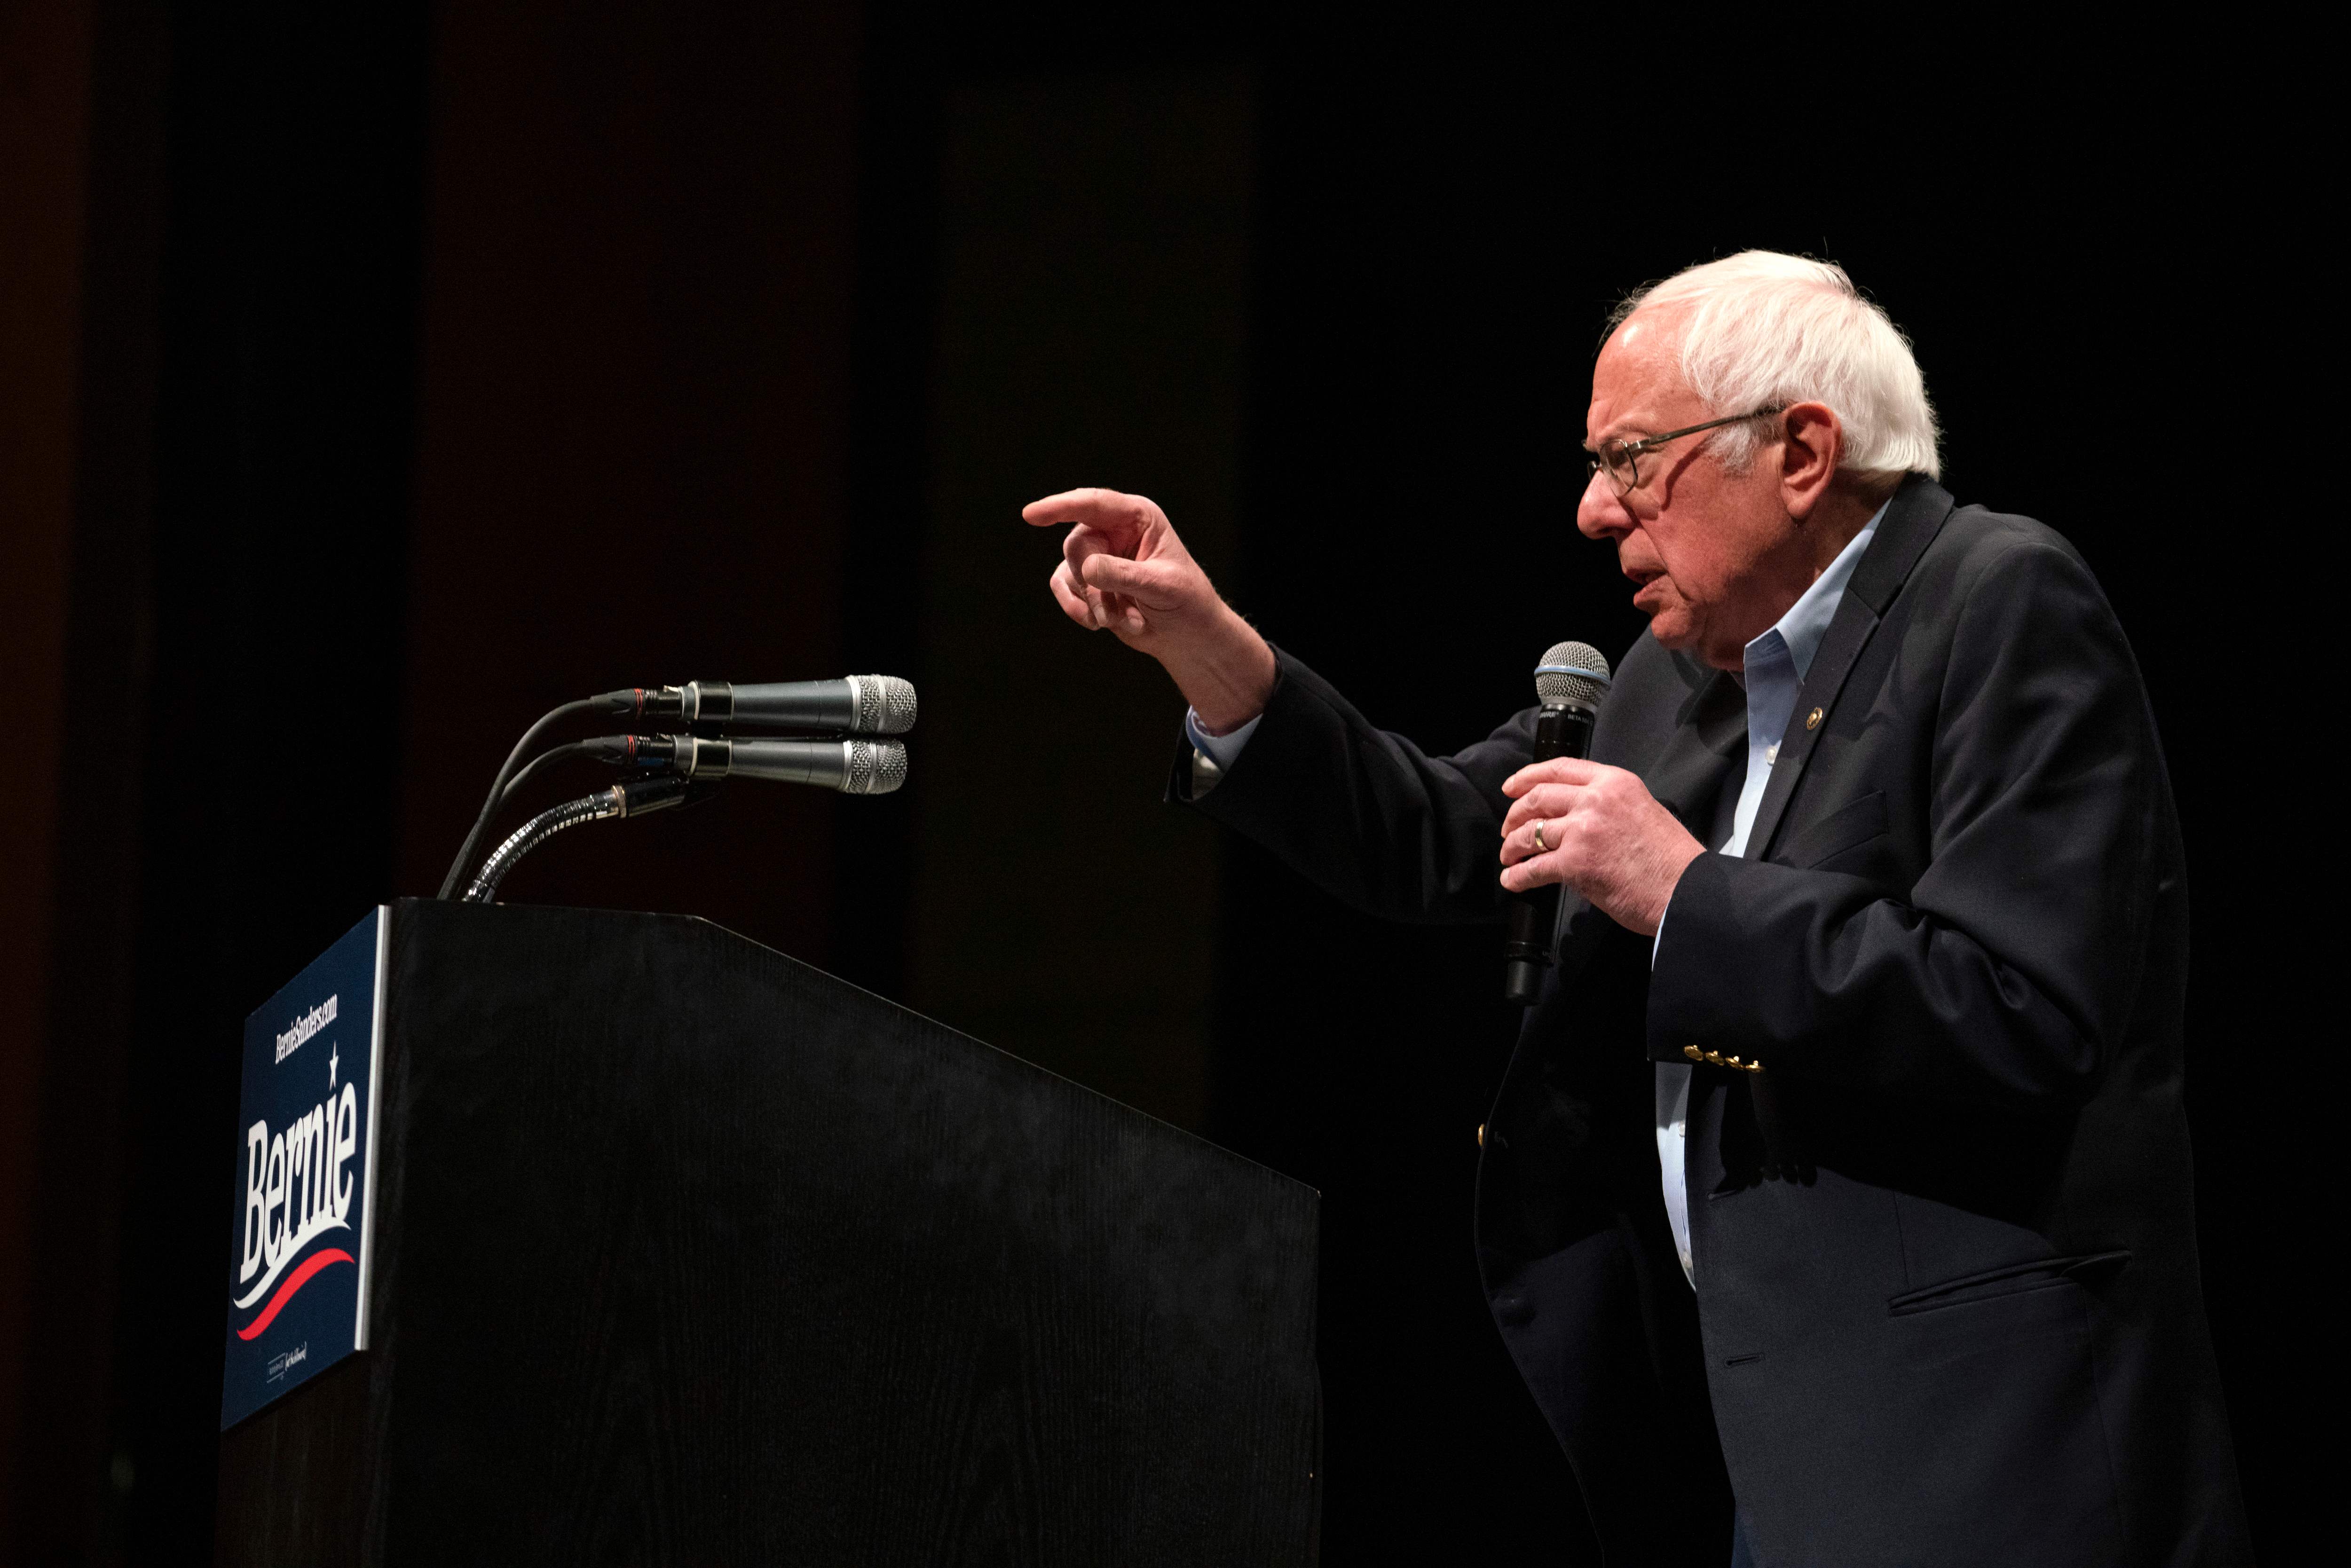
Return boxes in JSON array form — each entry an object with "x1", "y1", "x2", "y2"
[{"x1": 1532, "y1": 820, "x2": 1550, "y2": 853}]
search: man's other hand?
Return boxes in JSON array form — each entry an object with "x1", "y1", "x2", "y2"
[
  {"x1": 1498, "y1": 758, "x2": 1705, "y2": 937},
  {"x1": 1023, "y1": 488, "x2": 1275, "y2": 734}
]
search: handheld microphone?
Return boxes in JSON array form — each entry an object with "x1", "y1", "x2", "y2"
[
  {"x1": 1502, "y1": 640, "x2": 1612, "y2": 1004},
  {"x1": 585, "y1": 733, "x2": 908, "y2": 795},
  {"x1": 591, "y1": 676, "x2": 916, "y2": 735}
]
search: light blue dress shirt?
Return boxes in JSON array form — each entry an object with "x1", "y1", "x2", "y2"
[
  {"x1": 1186, "y1": 503, "x2": 1886, "y2": 1290},
  {"x1": 1651, "y1": 504, "x2": 1880, "y2": 1284},
  {"x1": 1185, "y1": 707, "x2": 1261, "y2": 770}
]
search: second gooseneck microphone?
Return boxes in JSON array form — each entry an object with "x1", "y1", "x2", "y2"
[
  {"x1": 1501, "y1": 640, "x2": 1613, "y2": 1005},
  {"x1": 584, "y1": 733, "x2": 908, "y2": 795}
]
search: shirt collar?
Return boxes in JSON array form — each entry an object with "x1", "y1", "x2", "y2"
[{"x1": 1744, "y1": 497, "x2": 1888, "y2": 683}]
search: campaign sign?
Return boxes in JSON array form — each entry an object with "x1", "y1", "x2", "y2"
[{"x1": 221, "y1": 906, "x2": 388, "y2": 1429}]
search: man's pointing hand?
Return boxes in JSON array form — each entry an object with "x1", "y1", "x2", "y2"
[{"x1": 1024, "y1": 488, "x2": 1275, "y2": 735}]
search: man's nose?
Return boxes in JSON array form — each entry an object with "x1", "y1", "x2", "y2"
[{"x1": 1576, "y1": 467, "x2": 1630, "y2": 541}]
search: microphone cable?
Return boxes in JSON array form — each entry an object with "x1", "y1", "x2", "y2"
[
  {"x1": 494, "y1": 741, "x2": 593, "y2": 816},
  {"x1": 436, "y1": 700, "x2": 592, "y2": 899}
]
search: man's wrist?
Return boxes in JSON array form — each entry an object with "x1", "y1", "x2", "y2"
[
  {"x1": 1168, "y1": 607, "x2": 1276, "y2": 734},
  {"x1": 1640, "y1": 842, "x2": 1708, "y2": 938}
]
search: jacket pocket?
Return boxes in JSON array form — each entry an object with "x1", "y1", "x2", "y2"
[
  {"x1": 1778, "y1": 789, "x2": 1887, "y2": 870},
  {"x1": 1886, "y1": 1250, "x2": 2130, "y2": 1316}
]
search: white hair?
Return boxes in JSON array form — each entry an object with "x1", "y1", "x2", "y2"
[{"x1": 1611, "y1": 251, "x2": 1940, "y2": 484}]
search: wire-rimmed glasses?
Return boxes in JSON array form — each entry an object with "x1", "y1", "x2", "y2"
[{"x1": 1586, "y1": 406, "x2": 1788, "y2": 496}]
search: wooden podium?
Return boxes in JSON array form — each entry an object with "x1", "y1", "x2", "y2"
[{"x1": 215, "y1": 900, "x2": 1319, "y2": 1565}]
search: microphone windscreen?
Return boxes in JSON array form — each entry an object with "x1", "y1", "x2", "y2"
[
  {"x1": 844, "y1": 738, "x2": 909, "y2": 795},
  {"x1": 851, "y1": 675, "x2": 918, "y2": 735},
  {"x1": 1533, "y1": 641, "x2": 1611, "y2": 709}
]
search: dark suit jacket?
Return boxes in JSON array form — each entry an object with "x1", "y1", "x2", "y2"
[{"x1": 1181, "y1": 478, "x2": 2250, "y2": 1565}]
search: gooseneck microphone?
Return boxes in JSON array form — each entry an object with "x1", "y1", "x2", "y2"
[
  {"x1": 1501, "y1": 640, "x2": 1613, "y2": 1004},
  {"x1": 585, "y1": 733, "x2": 908, "y2": 795},
  {"x1": 592, "y1": 676, "x2": 916, "y2": 735},
  {"x1": 438, "y1": 674, "x2": 920, "y2": 899}
]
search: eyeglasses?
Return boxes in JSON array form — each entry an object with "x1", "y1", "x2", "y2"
[{"x1": 1586, "y1": 406, "x2": 1788, "y2": 496}]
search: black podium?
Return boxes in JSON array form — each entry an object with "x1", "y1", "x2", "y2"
[{"x1": 216, "y1": 899, "x2": 1319, "y2": 1565}]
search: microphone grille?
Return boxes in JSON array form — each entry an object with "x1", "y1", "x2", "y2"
[
  {"x1": 852, "y1": 675, "x2": 918, "y2": 735},
  {"x1": 1534, "y1": 641, "x2": 1611, "y2": 709},
  {"x1": 844, "y1": 738, "x2": 908, "y2": 795}
]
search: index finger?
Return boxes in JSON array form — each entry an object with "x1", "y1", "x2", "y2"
[
  {"x1": 1500, "y1": 756, "x2": 1605, "y2": 797},
  {"x1": 1022, "y1": 488, "x2": 1159, "y2": 533}
]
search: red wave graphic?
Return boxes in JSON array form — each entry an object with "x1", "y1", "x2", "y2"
[{"x1": 235, "y1": 1248, "x2": 353, "y2": 1341}]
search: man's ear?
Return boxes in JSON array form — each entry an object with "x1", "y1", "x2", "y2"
[{"x1": 1779, "y1": 402, "x2": 1842, "y2": 522}]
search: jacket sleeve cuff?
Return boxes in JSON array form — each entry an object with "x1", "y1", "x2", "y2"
[
  {"x1": 1165, "y1": 652, "x2": 1296, "y2": 805},
  {"x1": 1644, "y1": 851, "x2": 1750, "y2": 1064}
]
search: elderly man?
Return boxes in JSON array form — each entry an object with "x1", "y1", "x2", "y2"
[{"x1": 1024, "y1": 252, "x2": 2248, "y2": 1565}]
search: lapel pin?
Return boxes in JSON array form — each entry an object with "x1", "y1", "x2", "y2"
[{"x1": 1805, "y1": 706, "x2": 1823, "y2": 731}]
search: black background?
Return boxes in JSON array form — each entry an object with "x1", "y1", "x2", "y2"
[{"x1": 4, "y1": 3, "x2": 2315, "y2": 1562}]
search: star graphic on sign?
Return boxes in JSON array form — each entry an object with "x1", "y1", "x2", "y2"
[{"x1": 329, "y1": 1044, "x2": 339, "y2": 1091}]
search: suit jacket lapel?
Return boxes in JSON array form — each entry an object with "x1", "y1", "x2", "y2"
[
  {"x1": 1654, "y1": 661, "x2": 1747, "y2": 827},
  {"x1": 1743, "y1": 477, "x2": 1957, "y2": 863}
]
